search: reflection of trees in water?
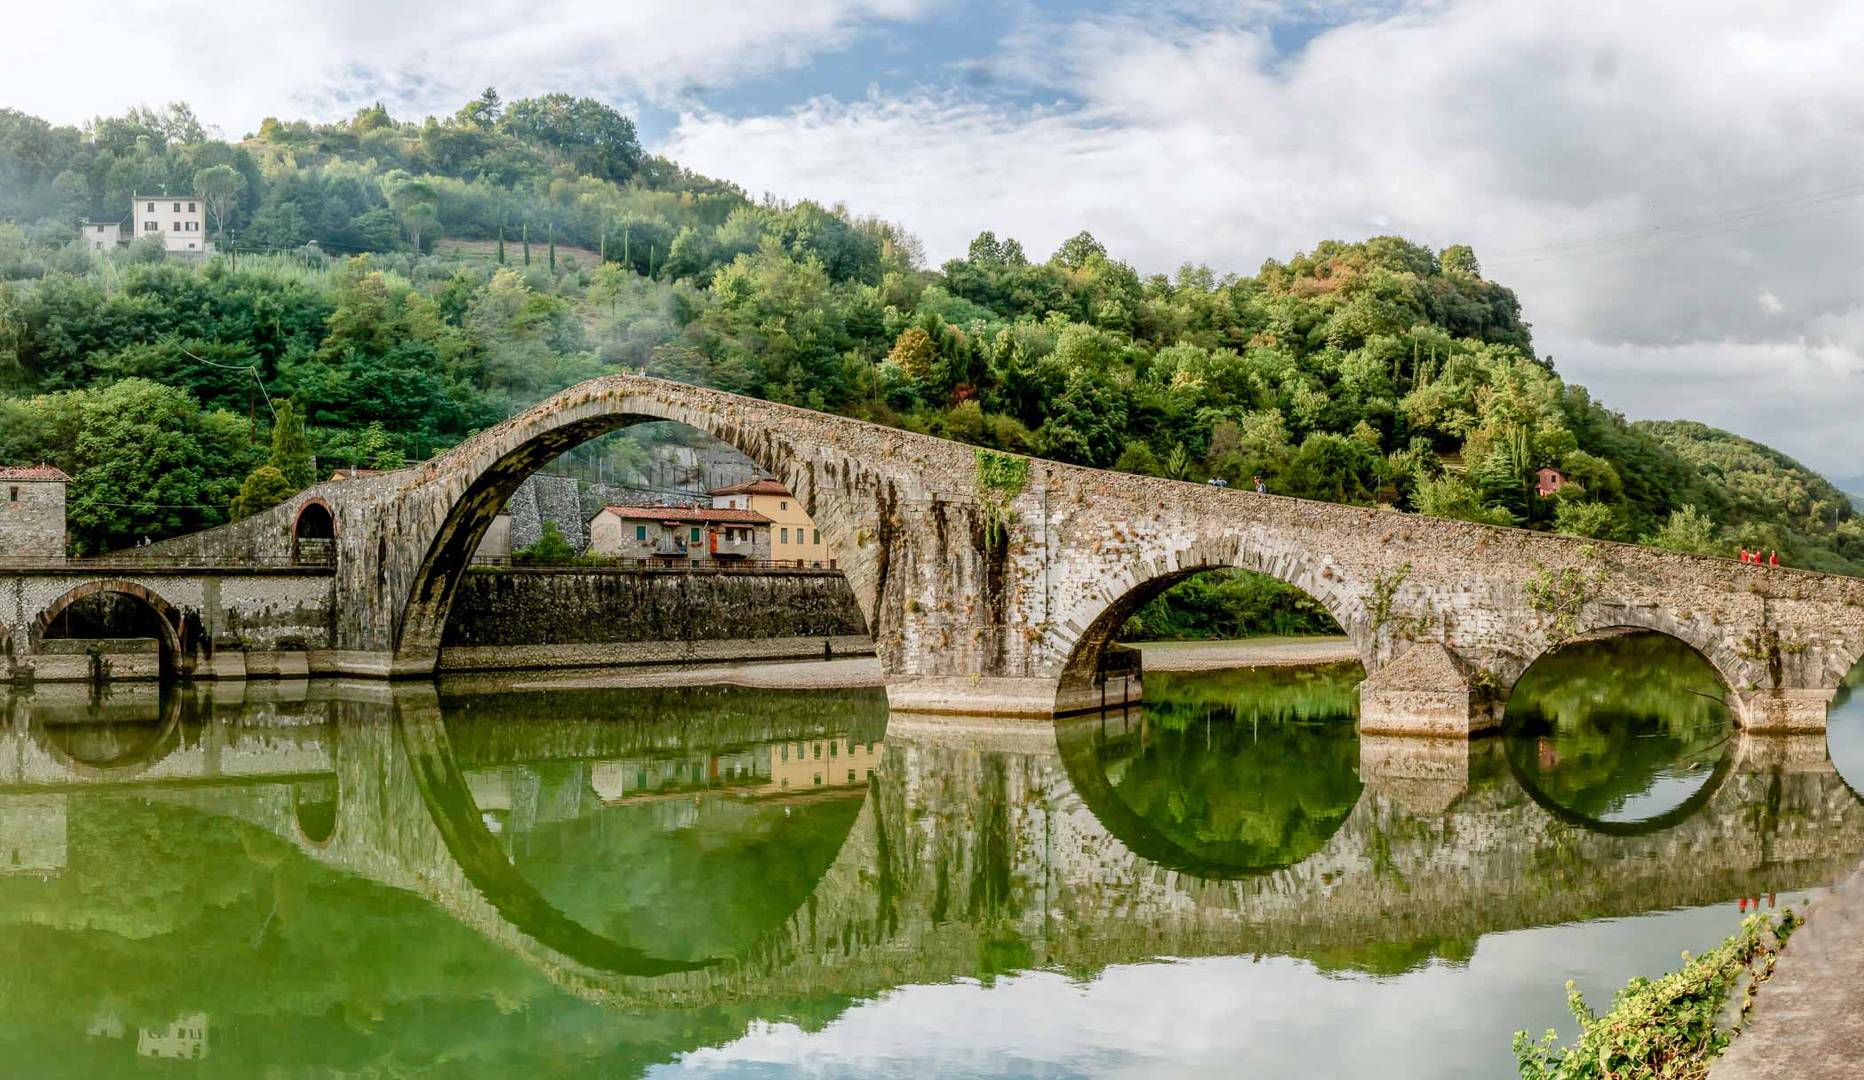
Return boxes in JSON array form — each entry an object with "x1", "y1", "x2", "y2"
[
  {"x1": 502, "y1": 762, "x2": 865, "y2": 964},
  {"x1": 1503, "y1": 632, "x2": 1732, "y2": 824},
  {"x1": 429, "y1": 684, "x2": 887, "y2": 972},
  {"x1": 1091, "y1": 665, "x2": 1363, "y2": 872}
]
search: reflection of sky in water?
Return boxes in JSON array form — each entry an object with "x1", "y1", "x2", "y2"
[
  {"x1": 1828, "y1": 689, "x2": 1864, "y2": 793},
  {"x1": 1598, "y1": 761, "x2": 1718, "y2": 823},
  {"x1": 657, "y1": 897, "x2": 1808, "y2": 1080}
]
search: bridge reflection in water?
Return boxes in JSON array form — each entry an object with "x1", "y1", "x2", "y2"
[{"x1": 0, "y1": 644, "x2": 1859, "y2": 1074}]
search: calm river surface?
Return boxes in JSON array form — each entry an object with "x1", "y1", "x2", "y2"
[{"x1": 3, "y1": 631, "x2": 1863, "y2": 1077}]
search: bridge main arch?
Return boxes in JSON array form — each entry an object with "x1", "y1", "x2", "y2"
[{"x1": 385, "y1": 378, "x2": 901, "y2": 673}]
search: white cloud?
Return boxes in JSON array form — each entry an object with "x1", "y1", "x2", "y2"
[
  {"x1": 662, "y1": 0, "x2": 1864, "y2": 473},
  {"x1": 0, "y1": 0, "x2": 934, "y2": 134}
]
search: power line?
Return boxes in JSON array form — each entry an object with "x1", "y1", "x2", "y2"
[{"x1": 1485, "y1": 181, "x2": 1864, "y2": 268}]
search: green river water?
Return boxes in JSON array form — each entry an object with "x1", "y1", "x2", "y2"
[{"x1": 3, "y1": 631, "x2": 1863, "y2": 1077}]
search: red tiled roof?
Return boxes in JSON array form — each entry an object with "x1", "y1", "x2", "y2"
[
  {"x1": 598, "y1": 505, "x2": 772, "y2": 526},
  {"x1": 0, "y1": 464, "x2": 71, "y2": 482},
  {"x1": 708, "y1": 478, "x2": 791, "y2": 497}
]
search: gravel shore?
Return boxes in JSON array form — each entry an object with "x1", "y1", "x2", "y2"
[{"x1": 494, "y1": 635, "x2": 1358, "y2": 692}]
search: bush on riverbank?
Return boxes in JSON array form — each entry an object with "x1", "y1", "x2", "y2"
[
  {"x1": 1513, "y1": 910, "x2": 1799, "y2": 1080},
  {"x1": 1121, "y1": 569, "x2": 1341, "y2": 640}
]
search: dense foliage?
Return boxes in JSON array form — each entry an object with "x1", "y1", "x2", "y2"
[
  {"x1": 1514, "y1": 911, "x2": 1799, "y2": 1080},
  {"x1": 1, "y1": 96, "x2": 1856, "y2": 579}
]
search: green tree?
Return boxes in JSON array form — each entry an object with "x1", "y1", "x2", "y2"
[
  {"x1": 268, "y1": 400, "x2": 315, "y2": 489},
  {"x1": 229, "y1": 464, "x2": 295, "y2": 519},
  {"x1": 66, "y1": 379, "x2": 210, "y2": 552},
  {"x1": 1413, "y1": 474, "x2": 1514, "y2": 526},
  {"x1": 385, "y1": 174, "x2": 439, "y2": 252},
  {"x1": 500, "y1": 94, "x2": 644, "y2": 182},
  {"x1": 1640, "y1": 504, "x2": 1723, "y2": 556},
  {"x1": 1553, "y1": 499, "x2": 1618, "y2": 540},
  {"x1": 516, "y1": 519, "x2": 575, "y2": 562},
  {"x1": 193, "y1": 164, "x2": 243, "y2": 248}
]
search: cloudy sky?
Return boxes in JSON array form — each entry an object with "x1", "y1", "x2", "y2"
[{"x1": 8, "y1": 1, "x2": 1864, "y2": 477}]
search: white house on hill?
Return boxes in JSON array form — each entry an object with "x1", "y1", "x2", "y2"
[{"x1": 131, "y1": 194, "x2": 211, "y2": 254}]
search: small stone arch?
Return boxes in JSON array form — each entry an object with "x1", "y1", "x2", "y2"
[
  {"x1": 1488, "y1": 607, "x2": 1749, "y2": 704},
  {"x1": 1048, "y1": 531, "x2": 1375, "y2": 700},
  {"x1": 292, "y1": 777, "x2": 339, "y2": 846},
  {"x1": 291, "y1": 497, "x2": 337, "y2": 566},
  {"x1": 28, "y1": 687, "x2": 185, "y2": 780},
  {"x1": 30, "y1": 579, "x2": 187, "y2": 677}
]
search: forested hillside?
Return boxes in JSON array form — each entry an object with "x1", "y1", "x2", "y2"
[{"x1": 0, "y1": 95, "x2": 1858, "y2": 578}]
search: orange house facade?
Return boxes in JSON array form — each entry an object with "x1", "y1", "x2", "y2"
[{"x1": 709, "y1": 479, "x2": 833, "y2": 566}]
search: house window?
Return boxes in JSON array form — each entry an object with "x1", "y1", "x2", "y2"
[
  {"x1": 847, "y1": 770, "x2": 856, "y2": 783},
  {"x1": 635, "y1": 525, "x2": 647, "y2": 541},
  {"x1": 813, "y1": 529, "x2": 820, "y2": 544},
  {"x1": 173, "y1": 221, "x2": 181, "y2": 231},
  {"x1": 7, "y1": 486, "x2": 18, "y2": 502},
  {"x1": 146, "y1": 202, "x2": 154, "y2": 211},
  {"x1": 187, "y1": 243, "x2": 195, "y2": 249},
  {"x1": 173, "y1": 202, "x2": 181, "y2": 212},
  {"x1": 780, "y1": 501, "x2": 788, "y2": 510},
  {"x1": 780, "y1": 528, "x2": 789, "y2": 543},
  {"x1": 690, "y1": 526, "x2": 702, "y2": 543},
  {"x1": 188, "y1": 202, "x2": 196, "y2": 212}
]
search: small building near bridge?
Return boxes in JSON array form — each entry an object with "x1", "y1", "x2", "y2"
[
  {"x1": 0, "y1": 464, "x2": 70, "y2": 559},
  {"x1": 587, "y1": 505, "x2": 772, "y2": 563}
]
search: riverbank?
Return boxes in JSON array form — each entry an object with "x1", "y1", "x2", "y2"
[
  {"x1": 1710, "y1": 866, "x2": 1864, "y2": 1078},
  {"x1": 460, "y1": 635, "x2": 1359, "y2": 693}
]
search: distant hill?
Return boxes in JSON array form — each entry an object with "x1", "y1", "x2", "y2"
[{"x1": 1635, "y1": 420, "x2": 1863, "y2": 572}]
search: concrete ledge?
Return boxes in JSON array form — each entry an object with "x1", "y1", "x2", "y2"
[
  {"x1": 885, "y1": 675, "x2": 1065, "y2": 719},
  {"x1": 27, "y1": 638, "x2": 160, "y2": 682},
  {"x1": 306, "y1": 650, "x2": 407, "y2": 678},
  {"x1": 1358, "y1": 687, "x2": 1502, "y2": 737},
  {"x1": 1733, "y1": 688, "x2": 1835, "y2": 733},
  {"x1": 198, "y1": 651, "x2": 248, "y2": 680},
  {"x1": 245, "y1": 651, "x2": 311, "y2": 679},
  {"x1": 436, "y1": 635, "x2": 874, "y2": 674}
]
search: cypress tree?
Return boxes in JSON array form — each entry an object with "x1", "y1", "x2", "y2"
[
  {"x1": 496, "y1": 223, "x2": 505, "y2": 264},
  {"x1": 522, "y1": 221, "x2": 531, "y2": 266},
  {"x1": 548, "y1": 223, "x2": 556, "y2": 270}
]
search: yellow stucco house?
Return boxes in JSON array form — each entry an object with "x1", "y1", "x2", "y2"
[{"x1": 709, "y1": 479, "x2": 833, "y2": 567}]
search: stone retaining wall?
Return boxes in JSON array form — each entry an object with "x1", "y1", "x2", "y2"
[{"x1": 440, "y1": 567, "x2": 869, "y2": 650}]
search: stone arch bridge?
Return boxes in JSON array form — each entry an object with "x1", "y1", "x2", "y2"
[{"x1": 10, "y1": 373, "x2": 1864, "y2": 734}]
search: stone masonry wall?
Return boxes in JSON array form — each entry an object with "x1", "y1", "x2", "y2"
[
  {"x1": 441, "y1": 568, "x2": 867, "y2": 647},
  {"x1": 0, "y1": 480, "x2": 65, "y2": 558}
]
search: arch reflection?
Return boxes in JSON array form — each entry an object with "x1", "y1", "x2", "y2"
[
  {"x1": 1503, "y1": 630, "x2": 1735, "y2": 835},
  {"x1": 396, "y1": 685, "x2": 886, "y2": 976},
  {"x1": 1057, "y1": 664, "x2": 1363, "y2": 878},
  {"x1": 26, "y1": 684, "x2": 184, "y2": 779}
]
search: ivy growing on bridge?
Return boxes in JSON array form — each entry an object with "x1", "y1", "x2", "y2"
[{"x1": 975, "y1": 448, "x2": 1030, "y2": 553}]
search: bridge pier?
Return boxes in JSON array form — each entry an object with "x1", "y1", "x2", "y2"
[
  {"x1": 1355, "y1": 643, "x2": 1502, "y2": 738},
  {"x1": 1730, "y1": 688, "x2": 1837, "y2": 734}
]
